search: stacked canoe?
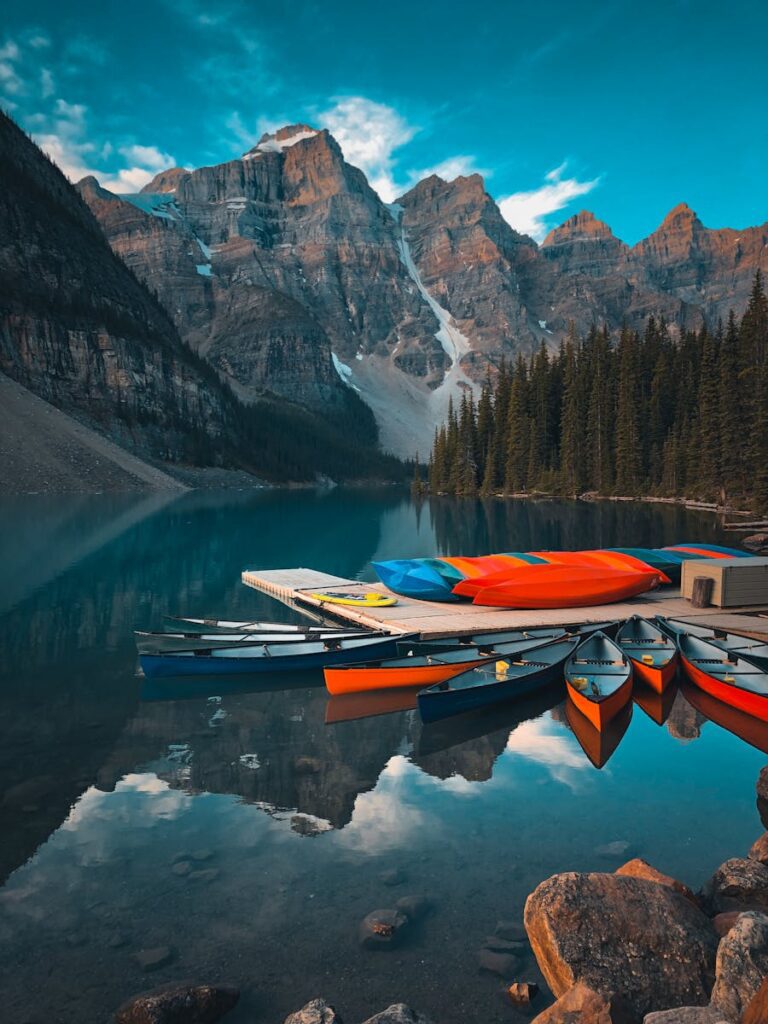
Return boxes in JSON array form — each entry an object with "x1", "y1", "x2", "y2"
[{"x1": 373, "y1": 544, "x2": 748, "y2": 608}]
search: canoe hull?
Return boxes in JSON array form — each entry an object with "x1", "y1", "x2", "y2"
[
  {"x1": 324, "y1": 657, "x2": 484, "y2": 696},
  {"x1": 680, "y1": 654, "x2": 768, "y2": 722},
  {"x1": 628, "y1": 654, "x2": 678, "y2": 693},
  {"x1": 566, "y1": 674, "x2": 633, "y2": 729},
  {"x1": 140, "y1": 636, "x2": 405, "y2": 679},
  {"x1": 474, "y1": 568, "x2": 658, "y2": 609},
  {"x1": 417, "y1": 660, "x2": 563, "y2": 724}
]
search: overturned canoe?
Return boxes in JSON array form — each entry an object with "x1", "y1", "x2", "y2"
[
  {"x1": 471, "y1": 564, "x2": 659, "y2": 609},
  {"x1": 616, "y1": 615, "x2": 678, "y2": 693},
  {"x1": 372, "y1": 559, "x2": 459, "y2": 602},
  {"x1": 417, "y1": 635, "x2": 581, "y2": 724},
  {"x1": 677, "y1": 633, "x2": 768, "y2": 722},
  {"x1": 565, "y1": 631, "x2": 633, "y2": 729},
  {"x1": 140, "y1": 633, "x2": 414, "y2": 680}
]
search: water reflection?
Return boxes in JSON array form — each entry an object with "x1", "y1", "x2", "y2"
[{"x1": 1, "y1": 490, "x2": 766, "y2": 1024}]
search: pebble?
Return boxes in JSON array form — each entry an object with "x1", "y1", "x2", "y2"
[
  {"x1": 595, "y1": 839, "x2": 631, "y2": 858},
  {"x1": 507, "y1": 981, "x2": 539, "y2": 1005},
  {"x1": 171, "y1": 861, "x2": 193, "y2": 877},
  {"x1": 191, "y1": 848, "x2": 214, "y2": 862},
  {"x1": 477, "y1": 948, "x2": 520, "y2": 977},
  {"x1": 494, "y1": 920, "x2": 528, "y2": 943},
  {"x1": 395, "y1": 895, "x2": 432, "y2": 921},
  {"x1": 359, "y1": 908, "x2": 408, "y2": 949},
  {"x1": 108, "y1": 932, "x2": 130, "y2": 949}
]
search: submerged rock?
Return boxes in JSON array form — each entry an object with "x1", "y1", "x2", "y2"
[
  {"x1": 709, "y1": 911, "x2": 768, "y2": 1021},
  {"x1": 359, "y1": 909, "x2": 408, "y2": 949},
  {"x1": 531, "y1": 982, "x2": 633, "y2": 1023},
  {"x1": 394, "y1": 894, "x2": 431, "y2": 921},
  {"x1": 171, "y1": 861, "x2": 193, "y2": 877},
  {"x1": 702, "y1": 858, "x2": 768, "y2": 913},
  {"x1": 494, "y1": 920, "x2": 528, "y2": 943},
  {"x1": 524, "y1": 872, "x2": 718, "y2": 1019},
  {"x1": 284, "y1": 999, "x2": 343, "y2": 1024},
  {"x1": 380, "y1": 867, "x2": 406, "y2": 887},
  {"x1": 134, "y1": 947, "x2": 175, "y2": 972},
  {"x1": 757, "y1": 767, "x2": 768, "y2": 827},
  {"x1": 477, "y1": 947, "x2": 520, "y2": 977},
  {"x1": 595, "y1": 840, "x2": 631, "y2": 859},
  {"x1": 115, "y1": 981, "x2": 239, "y2": 1023},
  {"x1": 615, "y1": 858, "x2": 697, "y2": 905}
]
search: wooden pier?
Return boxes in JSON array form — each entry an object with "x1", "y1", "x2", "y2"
[{"x1": 241, "y1": 567, "x2": 768, "y2": 641}]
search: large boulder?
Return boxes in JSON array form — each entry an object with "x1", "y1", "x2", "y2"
[
  {"x1": 360, "y1": 1006, "x2": 433, "y2": 1024},
  {"x1": 115, "y1": 982, "x2": 239, "y2": 1024},
  {"x1": 531, "y1": 982, "x2": 633, "y2": 1023},
  {"x1": 642, "y1": 1010, "x2": 729, "y2": 1023},
  {"x1": 742, "y1": 976, "x2": 768, "y2": 1024},
  {"x1": 709, "y1": 912, "x2": 768, "y2": 1021},
  {"x1": 284, "y1": 1000, "x2": 343, "y2": 1024},
  {"x1": 702, "y1": 858, "x2": 768, "y2": 914},
  {"x1": 615, "y1": 859, "x2": 697, "y2": 905},
  {"x1": 524, "y1": 872, "x2": 718, "y2": 1021},
  {"x1": 747, "y1": 832, "x2": 768, "y2": 865},
  {"x1": 756, "y1": 767, "x2": 768, "y2": 828}
]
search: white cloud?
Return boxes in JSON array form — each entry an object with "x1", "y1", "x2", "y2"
[
  {"x1": 319, "y1": 96, "x2": 419, "y2": 202},
  {"x1": 498, "y1": 162, "x2": 600, "y2": 241},
  {"x1": 40, "y1": 67, "x2": 54, "y2": 98}
]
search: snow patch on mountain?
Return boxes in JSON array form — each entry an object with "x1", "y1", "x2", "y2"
[
  {"x1": 395, "y1": 221, "x2": 471, "y2": 366},
  {"x1": 331, "y1": 352, "x2": 360, "y2": 392},
  {"x1": 244, "y1": 128, "x2": 319, "y2": 158},
  {"x1": 121, "y1": 192, "x2": 180, "y2": 220}
]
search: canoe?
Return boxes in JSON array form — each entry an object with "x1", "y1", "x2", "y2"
[
  {"x1": 616, "y1": 615, "x2": 678, "y2": 693},
  {"x1": 372, "y1": 559, "x2": 459, "y2": 602},
  {"x1": 324, "y1": 634, "x2": 565, "y2": 696},
  {"x1": 632, "y1": 680, "x2": 678, "y2": 725},
  {"x1": 406, "y1": 626, "x2": 576, "y2": 654},
  {"x1": 471, "y1": 564, "x2": 659, "y2": 609},
  {"x1": 135, "y1": 628, "x2": 383, "y2": 654},
  {"x1": 663, "y1": 545, "x2": 731, "y2": 559},
  {"x1": 565, "y1": 631, "x2": 633, "y2": 729},
  {"x1": 566, "y1": 698, "x2": 633, "y2": 768},
  {"x1": 680, "y1": 681, "x2": 768, "y2": 754},
  {"x1": 417, "y1": 635, "x2": 581, "y2": 723},
  {"x1": 325, "y1": 687, "x2": 421, "y2": 724},
  {"x1": 140, "y1": 633, "x2": 415, "y2": 680},
  {"x1": 164, "y1": 616, "x2": 356, "y2": 634},
  {"x1": 656, "y1": 617, "x2": 768, "y2": 672},
  {"x1": 677, "y1": 633, "x2": 768, "y2": 721},
  {"x1": 666, "y1": 543, "x2": 749, "y2": 558},
  {"x1": 310, "y1": 590, "x2": 397, "y2": 608},
  {"x1": 531, "y1": 550, "x2": 670, "y2": 585}
]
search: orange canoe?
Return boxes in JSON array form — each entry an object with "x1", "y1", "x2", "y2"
[
  {"x1": 564, "y1": 631, "x2": 634, "y2": 730},
  {"x1": 440, "y1": 554, "x2": 530, "y2": 578},
  {"x1": 532, "y1": 550, "x2": 670, "y2": 584},
  {"x1": 472, "y1": 564, "x2": 659, "y2": 609}
]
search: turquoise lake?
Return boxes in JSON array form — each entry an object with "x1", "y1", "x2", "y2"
[{"x1": 0, "y1": 488, "x2": 765, "y2": 1023}]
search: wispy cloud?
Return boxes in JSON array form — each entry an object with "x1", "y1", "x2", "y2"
[
  {"x1": 498, "y1": 162, "x2": 601, "y2": 240},
  {"x1": 1, "y1": 31, "x2": 176, "y2": 192},
  {"x1": 318, "y1": 96, "x2": 418, "y2": 202}
]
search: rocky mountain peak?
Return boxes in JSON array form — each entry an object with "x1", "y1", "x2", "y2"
[
  {"x1": 76, "y1": 175, "x2": 118, "y2": 203},
  {"x1": 542, "y1": 210, "x2": 618, "y2": 246},
  {"x1": 660, "y1": 201, "x2": 699, "y2": 226},
  {"x1": 140, "y1": 167, "x2": 190, "y2": 194},
  {"x1": 245, "y1": 123, "x2": 320, "y2": 157}
]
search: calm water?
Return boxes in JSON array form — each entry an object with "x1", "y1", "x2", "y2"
[{"x1": 0, "y1": 489, "x2": 765, "y2": 1024}]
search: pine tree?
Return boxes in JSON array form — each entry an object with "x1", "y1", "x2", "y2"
[
  {"x1": 503, "y1": 356, "x2": 530, "y2": 492},
  {"x1": 559, "y1": 329, "x2": 584, "y2": 495},
  {"x1": 614, "y1": 326, "x2": 642, "y2": 494}
]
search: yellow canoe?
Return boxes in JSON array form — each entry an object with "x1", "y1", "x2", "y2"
[{"x1": 309, "y1": 591, "x2": 397, "y2": 608}]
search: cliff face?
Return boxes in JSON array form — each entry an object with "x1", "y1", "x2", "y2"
[
  {"x1": 75, "y1": 119, "x2": 768, "y2": 457},
  {"x1": 0, "y1": 112, "x2": 390, "y2": 483}
]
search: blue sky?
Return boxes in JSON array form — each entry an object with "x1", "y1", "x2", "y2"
[{"x1": 1, "y1": 0, "x2": 766, "y2": 243}]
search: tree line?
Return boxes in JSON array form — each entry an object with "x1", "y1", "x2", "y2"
[{"x1": 419, "y1": 272, "x2": 768, "y2": 510}]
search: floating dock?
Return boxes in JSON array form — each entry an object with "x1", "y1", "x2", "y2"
[{"x1": 241, "y1": 568, "x2": 768, "y2": 640}]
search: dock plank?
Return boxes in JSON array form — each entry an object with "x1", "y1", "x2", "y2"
[{"x1": 241, "y1": 568, "x2": 768, "y2": 640}]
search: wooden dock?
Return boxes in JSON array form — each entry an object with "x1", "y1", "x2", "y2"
[{"x1": 241, "y1": 567, "x2": 768, "y2": 640}]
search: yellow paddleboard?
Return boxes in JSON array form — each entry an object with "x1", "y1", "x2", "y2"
[{"x1": 309, "y1": 591, "x2": 397, "y2": 608}]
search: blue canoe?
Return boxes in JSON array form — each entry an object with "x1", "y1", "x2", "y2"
[
  {"x1": 665, "y1": 543, "x2": 749, "y2": 558},
  {"x1": 418, "y1": 634, "x2": 582, "y2": 723},
  {"x1": 372, "y1": 559, "x2": 459, "y2": 601},
  {"x1": 140, "y1": 633, "x2": 414, "y2": 679}
]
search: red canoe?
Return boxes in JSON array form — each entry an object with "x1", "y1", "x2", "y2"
[
  {"x1": 471, "y1": 564, "x2": 659, "y2": 609},
  {"x1": 678, "y1": 633, "x2": 768, "y2": 722}
]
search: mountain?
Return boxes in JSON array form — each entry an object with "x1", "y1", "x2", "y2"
[
  {"x1": 0, "y1": 111, "x2": 396, "y2": 487},
  {"x1": 74, "y1": 121, "x2": 767, "y2": 458}
]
